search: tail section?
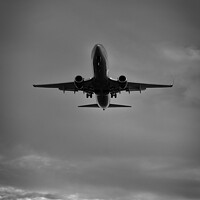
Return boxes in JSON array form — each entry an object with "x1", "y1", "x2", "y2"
[
  {"x1": 78, "y1": 104, "x2": 131, "y2": 108},
  {"x1": 109, "y1": 104, "x2": 131, "y2": 108},
  {"x1": 78, "y1": 104, "x2": 99, "y2": 108}
]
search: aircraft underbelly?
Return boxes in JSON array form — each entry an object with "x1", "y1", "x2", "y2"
[{"x1": 96, "y1": 95, "x2": 110, "y2": 109}]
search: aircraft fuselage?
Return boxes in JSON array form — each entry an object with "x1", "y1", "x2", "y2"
[{"x1": 92, "y1": 44, "x2": 110, "y2": 110}]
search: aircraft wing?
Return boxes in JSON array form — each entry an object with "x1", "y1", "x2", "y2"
[
  {"x1": 109, "y1": 78, "x2": 173, "y2": 93},
  {"x1": 33, "y1": 82, "x2": 76, "y2": 91},
  {"x1": 33, "y1": 78, "x2": 94, "y2": 93},
  {"x1": 127, "y1": 82, "x2": 173, "y2": 92}
]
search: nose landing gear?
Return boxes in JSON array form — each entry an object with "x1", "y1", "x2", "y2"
[
  {"x1": 111, "y1": 93, "x2": 117, "y2": 98},
  {"x1": 86, "y1": 93, "x2": 93, "y2": 98}
]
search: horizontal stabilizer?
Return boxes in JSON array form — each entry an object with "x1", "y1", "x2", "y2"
[
  {"x1": 109, "y1": 104, "x2": 131, "y2": 108},
  {"x1": 78, "y1": 104, "x2": 99, "y2": 108},
  {"x1": 78, "y1": 104, "x2": 131, "y2": 108}
]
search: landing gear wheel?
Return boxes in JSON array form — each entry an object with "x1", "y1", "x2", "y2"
[
  {"x1": 86, "y1": 93, "x2": 92, "y2": 98},
  {"x1": 111, "y1": 93, "x2": 117, "y2": 98}
]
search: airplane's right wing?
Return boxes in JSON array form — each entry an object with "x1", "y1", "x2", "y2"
[
  {"x1": 108, "y1": 78, "x2": 173, "y2": 93},
  {"x1": 127, "y1": 82, "x2": 173, "y2": 92}
]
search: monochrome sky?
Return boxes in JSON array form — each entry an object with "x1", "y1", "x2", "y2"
[{"x1": 1, "y1": 0, "x2": 200, "y2": 200}]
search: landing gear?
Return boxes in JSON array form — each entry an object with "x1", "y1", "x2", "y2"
[
  {"x1": 86, "y1": 93, "x2": 92, "y2": 98},
  {"x1": 111, "y1": 93, "x2": 117, "y2": 98}
]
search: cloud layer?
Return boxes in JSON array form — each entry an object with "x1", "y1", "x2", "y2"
[
  {"x1": 1, "y1": 153, "x2": 200, "y2": 199},
  {"x1": 0, "y1": 187, "x2": 63, "y2": 200}
]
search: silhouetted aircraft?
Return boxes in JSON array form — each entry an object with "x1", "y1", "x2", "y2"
[{"x1": 33, "y1": 44, "x2": 173, "y2": 110}]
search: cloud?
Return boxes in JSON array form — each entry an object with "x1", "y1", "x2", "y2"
[
  {"x1": 51, "y1": 156, "x2": 200, "y2": 199},
  {"x1": 1, "y1": 155, "x2": 200, "y2": 199},
  {"x1": 0, "y1": 186, "x2": 63, "y2": 200},
  {"x1": 157, "y1": 44, "x2": 200, "y2": 104},
  {"x1": 0, "y1": 186, "x2": 108, "y2": 200},
  {"x1": 4, "y1": 154, "x2": 74, "y2": 171},
  {"x1": 0, "y1": 186, "x2": 191, "y2": 200},
  {"x1": 161, "y1": 45, "x2": 200, "y2": 62},
  {"x1": 0, "y1": 153, "x2": 77, "y2": 189}
]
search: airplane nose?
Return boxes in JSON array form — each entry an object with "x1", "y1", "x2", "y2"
[
  {"x1": 91, "y1": 44, "x2": 106, "y2": 60},
  {"x1": 95, "y1": 45, "x2": 101, "y2": 54}
]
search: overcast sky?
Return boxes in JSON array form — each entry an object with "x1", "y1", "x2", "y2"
[{"x1": 1, "y1": 0, "x2": 200, "y2": 200}]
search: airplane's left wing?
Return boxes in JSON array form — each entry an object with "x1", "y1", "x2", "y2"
[
  {"x1": 33, "y1": 78, "x2": 94, "y2": 93},
  {"x1": 33, "y1": 82, "x2": 77, "y2": 91}
]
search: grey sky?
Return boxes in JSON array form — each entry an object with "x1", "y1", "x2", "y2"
[{"x1": 1, "y1": 0, "x2": 200, "y2": 200}]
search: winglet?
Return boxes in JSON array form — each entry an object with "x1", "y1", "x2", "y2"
[{"x1": 171, "y1": 79, "x2": 174, "y2": 87}]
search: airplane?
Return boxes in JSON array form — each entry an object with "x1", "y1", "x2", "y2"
[{"x1": 33, "y1": 44, "x2": 173, "y2": 110}]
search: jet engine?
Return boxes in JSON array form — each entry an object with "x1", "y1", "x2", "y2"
[
  {"x1": 118, "y1": 75, "x2": 127, "y2": 89},
  {"x1": 74, "y1": 75, "x2": 84, "y2": 89}
]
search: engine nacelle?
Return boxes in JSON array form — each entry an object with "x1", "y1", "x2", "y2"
[
  {"x1": 74, "y1": 75, "x2": 84, "y2": 89},
  {"x1": 118, "y1": 75, "x2": 127, "y2": 89}
]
